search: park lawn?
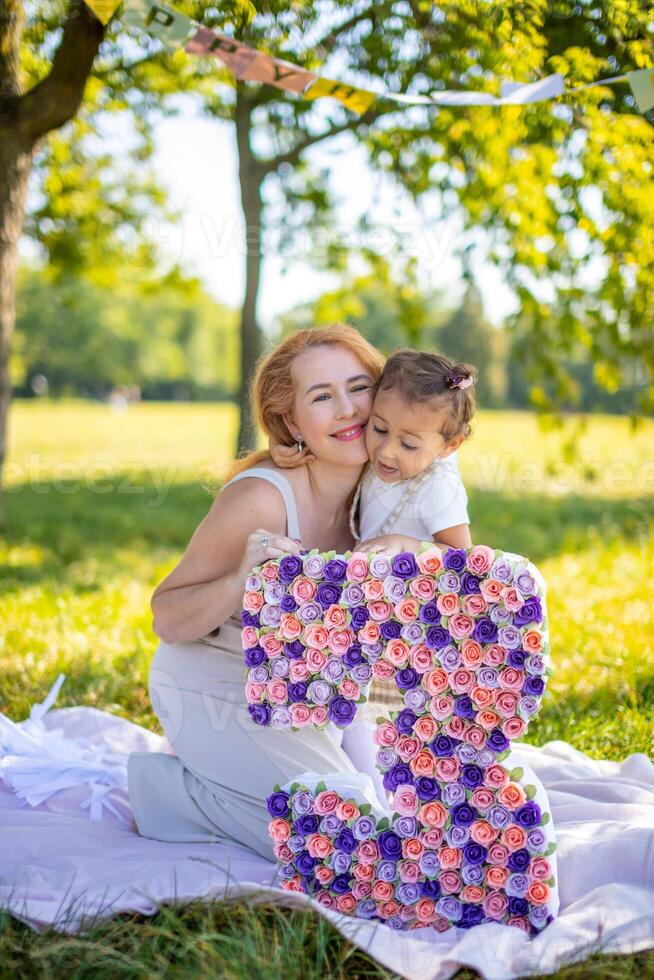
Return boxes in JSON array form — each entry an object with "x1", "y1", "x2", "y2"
[{"x1": 1, "y1": 399, "x2": 653, "y2": 979}]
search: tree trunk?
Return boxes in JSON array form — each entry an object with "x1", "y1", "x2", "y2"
[{"x1": 234, "y1": 89, "x2": 265, "y2": 455}]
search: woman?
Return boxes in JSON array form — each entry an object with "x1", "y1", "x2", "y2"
[{"x1": 128, "y1": 324, "x2": 387, "y2": 859}]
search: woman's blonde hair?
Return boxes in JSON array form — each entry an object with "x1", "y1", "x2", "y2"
[{"x1": 224, "y1": 324, "x2": 385, "y2": 481}]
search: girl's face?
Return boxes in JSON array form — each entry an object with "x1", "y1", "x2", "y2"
[
  {"x1": 365, "y1": 386, "x2": 464, "y2": 483},
  {"x1": 285, "y1": 345, "x2": 377, "y2": 467}
]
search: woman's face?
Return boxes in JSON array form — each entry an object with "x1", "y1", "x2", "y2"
[{"x1": 286, "y1": 345, "x2": 377, "y2": 467}]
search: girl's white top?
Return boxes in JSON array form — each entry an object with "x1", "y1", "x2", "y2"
[{"x1": 358, "y1": 452, "x2": 469, "y2": 541}]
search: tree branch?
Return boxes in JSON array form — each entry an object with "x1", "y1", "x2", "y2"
[
  {"x1": 308, "y1": 5, "x2": 375, "y2": 54},
  {"x1": 18, "y1": 0, "x2": 104, "y2": 146}
]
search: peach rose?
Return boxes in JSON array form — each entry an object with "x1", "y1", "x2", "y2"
[
  {"x1": 327, "y1": 628, "x2": 356, "y2": 656},
  {"x1": 499, "y1": 667, "x2": 525, "y2": 692},
  {"x1": 463, "y1": 594, "x2": 487, "y2": 617},
  {"x1": 463, "y1": 725, "x2": 487, "y2": 748},
  {"x1": 409, "y1": 575, "x2": 436, "y2": 601},
  {"x1": 397, "y1": 735, "x2": 420, "y2": 761},
  {"x1": 436, "y1": 593, "x2": 460, "y2": 616},
  {"x1": 470, "y1": 820, "x2": 498, "y2": 846},
  {"x1": 416, "y1": 547, "x2": 443, "y2": 574},
  {"x1": 358, "y1": 621, "x2": 381, "y2": 645},
  {"x1": 336, "y1": 800, "x2": 360, "y2": 821},
  {"x1": 315, "y1": 865, "x2": 334, "y2": 885},
  {"x1": 501, "y1": 825, "x2": 527, "y2": 850},
  {"x1": 415, "y1": 898, "x2": 437, "y2": 923},
  {"x1": 260, "y1": 563, "x2": 279, "y2": 581},
  {"x1": 395, "y1": 597, "x2": 420, "y2": 623},
  {"x1": 362, "y1": 578, "x2": 384, "y2": 600},
  {"x1": 480, "y1": 578, "x2": 503, "y2": 603},
  {"x1": 289, "y1": 659, "x2": 310, "y2": 682},
  {"x1": 368, "y1": 600, "x2": 393, "y2": 622},
  {"x1": 476, "y1": 708, "x2": 501, "y2": 731},
  {"x1": 243, "y1": 590, "x2": 264, "y2": 613},
  {"x1": 394, "y1": 786, "x2": 419, "y2": 815},
  {"x1": 526, "y1": 881, "x2": 551, "y2": 905},
  {"x1": 377, "y1": 900, "x2": 401, "y2": 919},
  {"x1": 268, "y1": 818, "x2": 291, "y2": 843},
  {"x1": 372, "y1": 880, "x2": 394, "y2": 902},
  {"x1": 448, "y1": 614, "x2": 475, "y2": 639},
  {"x1": 414, "y1": 716, "x2": 438, "y2": 742},
  {"x1": 241, "y1": 626, "x2": 259, "y2": 648},
  {"x1": 260, "y1": 634, "x2": 283, "y2": 657},
  {"x1": 352, "y1": 861, "x2": 375, "y2": 881},
  {"x1": 461, "y1": 639, "x2": 484, "y2": 667},
  {"x1": 410, "y1": 644, "x2": 435, "y2": 673},
  {"x1": 290, "y1": 703, "x2": 311, "y2": 727},
  {"x1": 429, "y1": 694, "x2": 454, "y2": 720},
  {"x1": 483, "y1": 643, "x2": 507, "y2": 667},
  {"x1": 437, "y1": 846, "x2": 462, "y2": 870},
  {"x1": 451, "y1": 668, "x2": 474, "y2": 694},
  {"x1": 306, "y1": 647, "x2": 327, "y2": 672},
  {"x1": 324, "y1": 604, "x2": 347, "y2": 629},
  {"x1": 282, "y1": 876, "x2": 303, "y2": 892},
  {"x1": 279, "y1": 613, "x2": 302, "y2": 640},
  {"x1": 439, "y1": 870, "x2": 462, "y2": 894},
  {"x1": 461, "y1": 885, "x2": 486, "y2": 904},
  {"x1": 306, "y1": 833, "x2": 334, "y2": 858},
  {"x1": 311, "y1": 705, "x2": 328, "y2": 725},
  {"x1": 485, "y1": 866, "x2": 510, "y2": 889},
  {"x1": 434, "y1": 756, "x2": 460, "y2": 782},
  {"x1": 374, "y1": 720, "x2": 400, "y2": 747},
  {"x1": 346, "y1": 553, "x2": 369, "y2": 582},
  {"x1": 424, "y1": 668, "x2": 449, "y2": 696},
  {"x1": 314, "y1": 791, "x2": 340, "y2": 815},
  {"x1": 522, "y1": 628, "x2": 543, "y2": 652},
  {"x1": 502, "y1": 716, "x2": 527, "y2": 739},
  {"x1": 266, "y1": 680, "x2": 288, "y2": 704},
  {"x1": 484, "y1": 764, "x2": 510, "y2": 789},
  {"x1": 304, "y1": 625, "x2": 329, "y2": 648},
  {"x1": 384, "y1": 638, "x2": 410, "y2": 666},
  {"x1": 470, "y1": 686, "x2": 497, "y2": 709},
  {"x1": 419, "y1": 801, "x2": 448, "y2": 828},
  {"x1": 410, "y1": 749, "x2": 436, "y2": 776},
  {"x1": 402, "y1": 837, "x2": 424, "y2": 860},
  {"x1": 467, "y1": 544, "x2": 495, "y2": 575},
  {"x1": 530, "y1": 857, "x2": 552, "y2": 881},
  {"x1": 291, "y1": 576, "x2": 317, "y2": 604},
  {"x1": 497, "y1": 783, "x2": 527, "y2": 810},
  {"x1": 336, "y1": 894, "x2": 356, "y2": 914}
]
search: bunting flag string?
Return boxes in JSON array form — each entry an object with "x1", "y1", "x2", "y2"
[{"x1": 84, "y1": 0, "x2": 654, "y2": 116}]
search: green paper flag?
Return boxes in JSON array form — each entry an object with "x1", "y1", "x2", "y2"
[
  {"x1": 627, "y1": 69, "x2": 654, "y2": 114},
  {"x1": 122, "y1": 0, "x2": 193, "y2": 50}
]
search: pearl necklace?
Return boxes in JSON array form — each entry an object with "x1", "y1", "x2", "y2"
[{"x1": 349, "y1": 458, "x2": 443, "y2": 542}]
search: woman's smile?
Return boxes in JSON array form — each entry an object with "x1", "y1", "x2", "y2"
[{"x1": 330, "y1": 424, "x2": 366, "y2": 442}]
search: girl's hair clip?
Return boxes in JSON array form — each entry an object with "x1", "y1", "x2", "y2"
[{"x1": 446, "y1": 375, "x2": 473, "y2": 390}]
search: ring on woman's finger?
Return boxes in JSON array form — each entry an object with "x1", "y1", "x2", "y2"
[{"x1": 261, "y1": 535, "x2": 270, "y2": 549}]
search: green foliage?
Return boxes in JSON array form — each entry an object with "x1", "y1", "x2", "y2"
[{"x1": 13, "y1": 265, "x2": 239, "y2": 398}]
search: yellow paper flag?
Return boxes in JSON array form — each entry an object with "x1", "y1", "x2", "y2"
[
  {"x1": 627, "y1": 69, "x2": 654, "y2": 114},
  {"x1": 304, "y1": 77, "x2": 376, "y2": 115},
  {"x1": 85, "y1": 0, "x2": 121, "y2": 24}
]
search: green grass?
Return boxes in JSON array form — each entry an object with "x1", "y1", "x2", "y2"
[{"x1": 1, "y1": 399, "x2": 653, "y2": 978}]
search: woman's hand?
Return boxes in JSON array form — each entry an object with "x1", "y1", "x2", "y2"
[
  {"x1": 268, "y1": 437, "x2": 315, "y2": 468},
  {"x1": 236, "y1": 527, "x2": 303, "y2": 583}
]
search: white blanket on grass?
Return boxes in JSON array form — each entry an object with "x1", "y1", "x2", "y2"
[{"x1": 1, "y1": 680, "x2": 653, "y2": 980}]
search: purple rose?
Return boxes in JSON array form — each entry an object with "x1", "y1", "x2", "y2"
[
  {"x1": 297, "y1": 601, "x2": 322, "y2": 624},
  {"x1": 525, "y1": 653, "x2": 545, "y2": 675},
  {"x1": 290, "y1": 790, "x2": 315, "y2": 815},
  {"x1": 508, "y1": 896, "x2": 529, "y2": 917},
  {"x1": 387, "y1": 916, "x2": 405, "y2": 931},
  {"x1": 381, "y1": 620, "x2": 402, "y2": 640},
  {"x1": 419, "y1": 601, "x2": 440, "y2": 625},
  {"x1": 328, "y1": 695, "x2": 357, "y2": 727},
  {"x1": 460, "y1": 571, "x2": 481, "y2": 594},
  {"x1": 460, "y1": 904, "x2": 484, "y2": 927},
  {"x1": 415, "y1": 776, "x2": 440, "y2": 801},
  {"x1": 270, "y1": 658, "x2": 289, "y2": 678},
  {"x1": 331, "y1": 874, "x2": 352, "y2": 894},
  {"x1": 396, "y1": 708, "x2": 418, "y2": 734},
  {"x1": 529, "y1": 905, "x2": 550, "y2": 927},
  {"x1": 431, "y1": 734, "x2": 455, "y2": 757},
  {"x1": 524, "y1": 675, "x2": 545, "y2": 697},
  {"x1": 260, "y1": 604, "x2": 282, "y2": 627},
  {"x1": 361, "y1": 641, "x2": 383, "y2": 659},
  {"x1": 392, "y1": 552, "x2": 419, "y2": 580},
  {"x1": 349, "y1": 607, "x2": 369, "y2": 631},
  {"x1": 376, "y1": 747, "x2": 398, "y2": 769},
  {"x1": 248, "y1": 703, "x2": 271, "y2": 726},
  {"x1": 302, "y1": 553, "x2": 324, "y2": 579},
  {"x1": 264, "y1": 582, "x2": 285, "y2": 604},
  {"x1": 404, "y1": 689, "x2": 428, "y2": 712},
  {"x1": 487, "y1": 728, "x2": 510, "y2": 753},
  {"x1": 526, "y1": 827, "x2": 547, "y2": 853},
  {"x1": 266, "y1": 790, "x2": 290, "y2": 818},
  {"x1": 316, "y1": 583, "x2": 342, "y2": 608},
  {"x1": 450, "y1": 801, "x2": 476, "y2": 826},
  {"x1": 515, "y1": 801, "x2": 542, "y2": 828},
  {"x1": 295, "y1": 813, "x2": 319, "y2": 836},
  {"x1": 279, "y1": 863, "x2": 295, "y2": 879},
  {"x1": 307, "y1": 680, "x2": 333, "y2": 705},
  {"x1": 419, "y1": 851, "x2": 440, "y2": 876},
  {"x1": 280, "y1": 594, "x2": 298, "y2": 613},
  {"x1": 396, "y1": 667, "x2": 420, "y2": 689},
  {"x1": 420, "y1": 879, "x2": 441, "y2": 900},
  {"x1": 241, "y1": 610, "x2": 260, "y2": 627},
  {"x1": 377, "y1": 859, "x2": 399, "y2": 881},
  {"x1": 514, "y1": 595, "x2": 543, "y2": 626},
  {"x1": 518, "y1": 695, "x2": 539, "y2": 717},
  {"x1": 461, "y1": 863, "x2": 484, "y2": 885},
  {"x1": 514, "y1": 565, "x2": 536, "y2": 594},
  {"x1": 507, "y1": 649, "x2": 527, "y2": 668},
  {"x1": 245, "y1": 573, "x2": 262, "y2": 591},
  {"x1": 352, "y1": 814, "x2": 377, "y2": 840},
  {"x1": 472, "y1": 616, "x2": 498, "y2": 644},
  {"x1": 443, "y1": 548, "x2": 467, "y2": 572},
  {"x1": 442, "y1": 782, "x2": 466, "y2": 806},
  {"x1": 498, "y1": 625, "x2": 521, "y2": 650},
  {"x1": 488, "y1": 803, "x2": 511, "y2": 829},
  {"x1": 369, "y1": 554, "x2": 392, "y2": 578},
  {"x1": 383, "y1": 763, "x2": 413, "y2": 792},
  {"x1": 476, "y1": 749, "x2": 495, "y2": 768},
  {"x1": 248, "y1": 665, "x2": 269, "y2": 684},
  {"x1": 351, "y1": 664, "x2": 373, "y2": 685},
  {"x1": 323, "y1": 558, "x2": 347, "y2": 584},
  {"x1": 320, "y1": 813, "x2": 344, "y2": 835},
  {"x1": 330, "y1": 850, "x2": 352, "y2": 874},
  {"x1": 284, "y1": 640, "x2": 305, "y2": 659},
  {"x1": 334, "y1": 828, "x2": 356, "y2": 853},
  {"x1": 342, "y1": 584, "x2": 364, "y2": 606},
  {"x1": 271, "y1": 706, "x2": 292, "y2": 727},
  {"x1": 508, "y1": 848, "x2": 531, "y2": 873},
  {"x1": 400, "y1": 623, "x2": 423, "y2": 644},
  {"x1": 278, "y1": 555, "x2": 302, "y2": 583},
  {"x1": 321, "y1": 658, "x2": 346, "y2": 684},
  {"x1": 426, "y1": 625, "x2": 450, "y2": 650},
  {"x1": 397, "y1": 882, "x2": 420, "y2": 905},
  {"x1": 343, "y1": 641, "x2": 363, "y2": 666},
  {"x1": 454, "y1": 695, "x2": 476, "y2": 719},
  {"x1": 491, "y1": 556, "x2": 514, "y2": 583},
  {"x1": 394, "y1": 815, "x2": 418, "y2": 838},
  {"x1": 384, "y1": 576, "x2": 407, "y2": 602},
  {"x1": 287, "y1": 681, "x2": 308, "y2": 703},
  {"x1": 244, "y1": 646, "x2": 265, "y2": 668},
  {"x1": 460, "y1": 764, "x2": 484, "y2": 790},
  {"x1": 438, "y1": 644, "x2": 461, "y2": 671},
  {"x1": 445, "y1": 824, "x2": 470, "y2": 847},
  {"x1": 437, "y1": 571, "x2": 461, "y2": 593},
  {"x1": 462, "y1": 842, "x2": 487, "y2": 865},
  {"x1": 436, "y1": 897, "x2": 462, "y2": 922},
  {"x1": 378, "y1": 830, "x2": 402, "y2": 860},
  {"x1": 455, "y1": 743, "x2": 478, "y2": 764}
]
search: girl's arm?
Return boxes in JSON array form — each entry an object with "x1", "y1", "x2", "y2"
[
  {"x1": 151, "y1": 479, "x2": 301, "y2": 644},
  {"x1": 358, "y1": 523, "x2": 472, "y2": 556}
]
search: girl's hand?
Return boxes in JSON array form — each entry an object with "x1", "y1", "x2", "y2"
[
  {"x1": 236, "y1": 527, "x2": 302, "y2": 582},
  {"x1": 268, "y1": 437, "x2": 315, "y2": 469},
  {"x1": 357, "y1": 534, "x2": 417, "y2": 556}
]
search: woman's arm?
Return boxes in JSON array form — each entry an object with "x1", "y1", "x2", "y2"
[{"x1": 151, "y1": 479, "x2": 301, "y2": 644}]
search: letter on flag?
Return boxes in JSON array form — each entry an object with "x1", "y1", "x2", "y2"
[
  {"x1": 122, "y1": 0, "x2": 193, "y2": 50},
  {"x1": 304, "y1": 77, "x2": 376, "y2": 115}
]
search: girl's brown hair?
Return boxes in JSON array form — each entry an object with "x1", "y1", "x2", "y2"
[
  {"x1": 224, "y1": 324, "x2": 386, "y2": 481},
  {"x1": 379, "y1": 349, "x2": 478, "y2": 442}
]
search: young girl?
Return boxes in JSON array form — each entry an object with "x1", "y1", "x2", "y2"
[{"x1": 272, "y1": 348, "x2": 477, "y2": 558}]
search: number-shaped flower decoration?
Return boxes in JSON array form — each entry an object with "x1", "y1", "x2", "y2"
[{"x1": 242, "y1": 544, "x2": 558, "y2": 934}]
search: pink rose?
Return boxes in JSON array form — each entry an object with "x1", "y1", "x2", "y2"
[
  {"x1": 395, "y1": 597, "x2": 420, "y2": 623},
  {"x1": 241, "y1": 626, "x2": 259, "y2": 648},
  {"x1": 470, "y1": 819, "x2": 498, "y2": 846},
  {"x1": 353, "y1": 862, "x2": 375, "y2": 882},
  {"x1": 448, "y1": 614, "x2": 475, "y2": 639},
  {"x1": 444, "y1": 716, "x2": 466, "y2": 738},
  {"x1": 463, "y1": 725, "x2": 486, "y2": 748},
  {"x1": 316, "y1": 891, "x2": 336, "y2": 909},
  {"x1": 429, "y1": 694, "x2": 454, "y2": 720},
  {"x1": 461, "y1": 885, "x2": 485, "y2": 904},
  {"x1": 499, "y1": 667, "x2": 525, "y2": 692},
  {"x1": 356, "y1": 840, "x2": 380, "y2": 864},
  {"x1": 260, "y1": 563, "x2": 279, "y2": 582},
  {"x1": 279, "y1": 613, "x2": 302, "y2": 641},
  {"x1": 526, "y1": 882, "x2": 551, "y2": 905},
  {"x1": 324, "y1": 604, "x2": 347, "y2": 629},
  {"x1": 260, "y1": 634, "x2": 283, "y2": 657},
  {"x1": 463, "y1": 594, "x2": 487, "y2": 616},
  {"x1": 522, "y1": 628, "x2": 543, "y2": 653},
  {"x1": 416, "y1": 547, "x2": 443, "y2": 574},
  {"x1": 460, "y1": 639, "x2": 483, "y2": 668},
  {"x1": 419, "y1": 802, "x2": 448, "y2": 828},
  {"x1": 484, "y1": 764, "x2": 510, "y2": 789},
  {"x1": 374, "y1": 721, "x2": 400, "y2": 747},
  {"x1": 415, "y1": 898, "x2": 436, "y2": 923},
  {"x1": 530, "y1": 857, "x2": 552, "y2": 881},
  {"x1": 414, "y1": 716, "x2": 438, "y2": 742},
  {"x1": 488, "y1": 842, "x2": 510, "y2": 866},
  {"x1": 245, "y1": 682, "x2": 265, "y2": 704},
  {"x1": 336, "y1": 894, "x2": 356, "y2": 914},
  {"x1": 409, "y1": 575, "x2": 436, "y2": 601},
  {"x1": 434, "y1": 757, "x2": 460, "y2": 782},
  {"x1": 502, "y1": 715, "x2": 527, "y2": 739},
  {"x1": 476, "y1": 709, "x2": 501, "y2": 731},
  {"x1": 336, "y1": 800, "x2": 359, "y2": 821},
  {"x1": 439, "y1": 870, "x2": 462, "y2": 894},
  {"x1": 402, "y1": 837, "x2": 424, "y2": 860},
  {"x1": 266, "y1": 680, "x2": 288, "y2": 704},
  {"x1": 501, "y1": 586, "x2": 524, "y2": 612},
  {"x1": 483, "y1": 643, "x2": 507, "y2": 667},
  {"x1": 290, "y1": 703, "x2": 311, "y2": 726},
  {"x1": 483, "y1": 890, "x2": 508, "y2": 918},
  {"x1": 398, "y1": 859, "x2": 421, "y2": 882},
  {"x1": 467, "y1": 544, "x2": 495, "y2": 575},
  {"x1": 470, "y1": 685, "x2": 497, "y2": 709},
  {"x1": 289, "y1": 660, "x2": 310, "y2": 682},
  {"x1": 372, "y1": 880, "x2": 393, "y2": 902},
  {"x1": 291, "y1": 576, "x2": 316, "y2": 604},
  {"x1": 410, "y1": 749, "x2": 437, "y2": 776},
  {"x1": 480, "y1": 578, "x2": 504, "y2": 603},
  {"x1": 304, "y1": 625, "x2": 329, "y2": 648},
  {"x1": 352, "y1": 881, "x2": 372, "y2": 899},
  {"x1": 397, "y1": 735, "x2": 420, "y2": 761},
  {"x1": 420, "y1": 827, "x2": 443, "y2": 848},
  {"x1": 393, "y1": 786, "x2": 419, "y2": 815},
  {"x1": 339, "y1": 678, "x2": 360, "y2": 700},
  {"x1": 424, "y1": 668, "x2": 448, "y2": 696},
  {"x1": 437, "y1": 846, "x2": 462, "y2": 870},
  {"x1": 372, "y1": 660, "x2": 396, "y2": 680},
  {"x1": 437, "y1": 593, "x2": 460, "y2": 616},
  {"x1": 274, "y1": 842, "x2": 292, "y2": 861},
  {"x1": 470, "y1": 788, "x2": 495, "y2": 811},
  {"x1": 377, "y1": 900, "x2": 400, "y2": 919},
  {"x1": 327, "y1": 627, "x2": 355, "y2": 656},
  {"x1": 369, "y1": 600, "x2": 393, "y2": 622},
  {"x1": 410, "y1": 644, "x2": 434, "y2": 673},
  {"x1": 314, "y1": 790, "x2": 340, "y2": 814},
  {"x1": 485, "y1": 865, "x2": 509, "y2": 889},
  {"x1": 383, "y1": 638, "x2": 410, "y2": 667},
  {"x1": 315, "y1": 865, "x2": 334, "y2": 885},
  {"x1": 243, "y1": 591, "x2": 264, "y2": 613},
  {"x1": 495, "y1": 691, "x2": 519, "y2": 716},
  {"x1": 346, "y1": 553, "x2": 369, "y2": 581},
  {"x1": 311, "y1": 705, "x2": 328, "y2": 725},
  {"x1": 358, "y1": 621, "x2": 381, "y2": 644},
  {"x1": 362, "y1": 579, "x2": 384, "y2": 600},
  {"x1": 305, "y1": 647, "x2": 327, "y2": 672},
  {"x1": 450, "y1": 668, "x2": 474, "y2": 694}
]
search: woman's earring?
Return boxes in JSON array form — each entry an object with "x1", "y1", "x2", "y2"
[{"x1": 296, "y1": 436, "x2": 304, "y2": 453}]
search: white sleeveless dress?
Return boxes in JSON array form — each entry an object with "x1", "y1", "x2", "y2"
[{"x1": 127, "y1": 467, "x2": 384, "y2": 859}]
